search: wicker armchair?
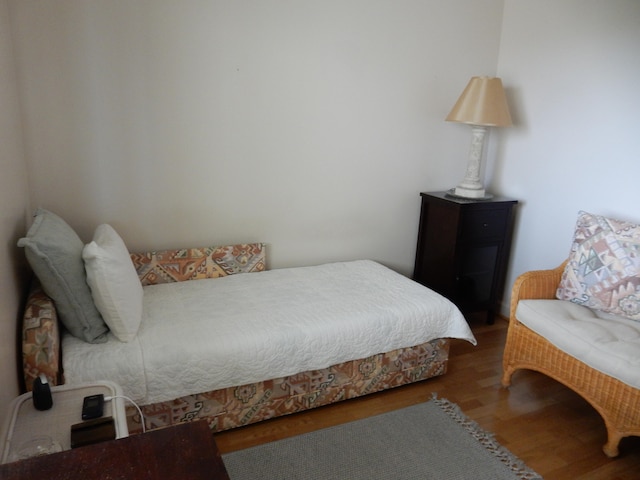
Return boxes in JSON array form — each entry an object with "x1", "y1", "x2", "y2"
[{"x1": 502, "y1": 262, "x2": 640, "y2": 457}]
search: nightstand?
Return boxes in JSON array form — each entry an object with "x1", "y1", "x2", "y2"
[
  {"x1": 0, "y1": 381, "x2": 128, "y2": 464},
  {"x1": 413, "y1": 191, "x2": 518, "y2": 324}
]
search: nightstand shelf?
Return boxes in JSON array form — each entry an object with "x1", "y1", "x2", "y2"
[
  {"x1": 0, "y1": 381, "x2": 128, "y2": 464},
  {"x1": 413, "y1": 191, "x2": 518, "y2": 324}
]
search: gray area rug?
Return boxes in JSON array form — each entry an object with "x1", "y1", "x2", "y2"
[{"x1": 222, "y1": 396, "x2": 541, "y2": 480}]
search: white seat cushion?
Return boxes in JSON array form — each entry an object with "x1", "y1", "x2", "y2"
[{"x1": 516, "y1": 299, "x2": 640, "y2": 389}]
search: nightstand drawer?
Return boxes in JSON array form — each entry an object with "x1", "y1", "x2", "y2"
[{"x1": 460, "y1": 208, "x2": 509, "y2": 241}]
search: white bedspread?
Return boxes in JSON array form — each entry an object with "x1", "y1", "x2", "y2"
[{"x1": 63, "y1": 260, "x2": 476, "y2": 405}]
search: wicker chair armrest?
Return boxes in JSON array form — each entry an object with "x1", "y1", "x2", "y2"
[{"x1": 509, "y1": 261, "x2": 567, "y2": 321}]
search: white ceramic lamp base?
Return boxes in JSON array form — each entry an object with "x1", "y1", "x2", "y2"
[{"x1": 453, "y1": 125, "x2": 491, "y2": 199}]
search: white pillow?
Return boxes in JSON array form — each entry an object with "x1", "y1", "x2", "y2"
[{"x1": 83, "y1": 224, "x2": 143, "y2": 342}]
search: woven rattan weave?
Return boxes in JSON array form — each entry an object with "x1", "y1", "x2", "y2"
[{"x1": 502, "y1": 262, "x2": 640, "y2": 457}]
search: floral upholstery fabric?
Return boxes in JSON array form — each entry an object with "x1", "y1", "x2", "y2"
[
  {"x1": 131, "y1": 243, "x2": 265, "y2": 286},
  {"x1": 557, "y1": 211, "x2": 640, "y2": 321},
  {"x1": 124, "y1": 339, "x2": 450, "y2": 434},
  {"x1": 22, "y1": 281, "x2": 61, "y2": 390}
]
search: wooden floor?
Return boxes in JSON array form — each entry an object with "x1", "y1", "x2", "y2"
[{"x1": 214, "y1": 317, "x2": 640, "y2": 479}]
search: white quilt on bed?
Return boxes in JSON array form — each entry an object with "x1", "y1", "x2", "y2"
[{"x1": 63, "y1": 260, "x2": 476, "y2": 405}]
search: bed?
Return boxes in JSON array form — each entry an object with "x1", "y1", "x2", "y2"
[{"x1": 19, "y1": 209, "x2": 476, "y2": 434}]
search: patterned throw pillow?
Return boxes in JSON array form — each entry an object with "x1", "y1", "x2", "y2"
[{"x1": 556, "y1": 211, "x2": 640, "y2": 321}]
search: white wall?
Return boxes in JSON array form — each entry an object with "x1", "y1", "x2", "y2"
[
  {"x1": 494, "y1": 0, "x2": 640, "y2": 307},
  {"x1": 0, "y1": 0, "x2": 30, "y2": 417},
  {"x1": 9, "y1": 0, "x2": 505, "y2": 274},
  {"x1": 5, "y1": 1, "x2": 639, "y2": 421}
]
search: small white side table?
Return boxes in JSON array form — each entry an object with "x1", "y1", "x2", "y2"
[{"x1": 0, "y1": 381, "x2": 128, "y2": 464}]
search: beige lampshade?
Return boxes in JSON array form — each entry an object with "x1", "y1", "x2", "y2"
[{"x1": 446, "y1": 76, "x2": 512, "y2": 127}]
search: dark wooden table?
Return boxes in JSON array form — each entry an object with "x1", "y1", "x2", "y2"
[{"x1": 0, "y1": 420, "x2": 230, "y2": 479}]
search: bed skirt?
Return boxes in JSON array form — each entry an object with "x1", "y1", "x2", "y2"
[{"x1": 125, "y1": 338, "x2": 450, "y2": 434}]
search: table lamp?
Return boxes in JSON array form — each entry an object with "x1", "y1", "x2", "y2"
[{"x1": 446, "y1": 76, "x2": 512, "y2": 199}]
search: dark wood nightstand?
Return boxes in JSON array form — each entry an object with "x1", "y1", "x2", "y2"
[
  {"x1": 0, "y1": 421, "x2": 229, "y2": 480},
  {"x1": 413, "y1": 191, "x2": 518, "y2": 324}
]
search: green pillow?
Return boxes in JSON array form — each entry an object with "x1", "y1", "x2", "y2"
[{"x1": 18, "y1": 208, "x2": 108, "y2": 343}]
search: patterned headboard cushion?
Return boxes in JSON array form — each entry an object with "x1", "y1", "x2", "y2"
[
  {"x1": 131, "y1": 243, "x2": 266, "y2": 286},
  {"x1": 22, "y1": 281, "x2": 61, "y2": 391},
  {"x1": 23, "y1": 243, "x2": 266, "y2": 391}
]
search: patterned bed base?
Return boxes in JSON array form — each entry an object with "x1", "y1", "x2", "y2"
[{"x1": 125, "y1": 338, "x2": 450, "y2": 434}]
